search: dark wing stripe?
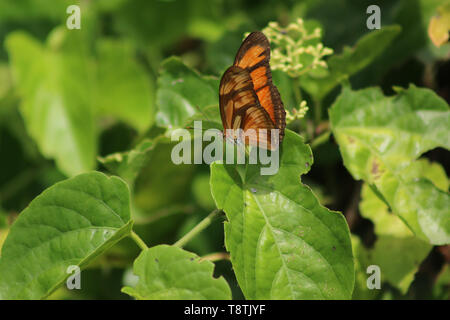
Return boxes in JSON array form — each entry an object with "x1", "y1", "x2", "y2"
[
  {"x1": 246, "y1": 57, "x2": 269, "y2": 72},
  {"x1": 219, "y1": 66, "x2": 274, "y2": 131},
  {"x1": 255, "y1": 83, "x2": 269, "y2": 93},
  {"x1": 234, "y1": 32, "x2": 270, "y2": 67}
]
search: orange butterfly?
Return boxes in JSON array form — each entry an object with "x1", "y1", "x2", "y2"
[{"x1": 219, "y1": 31, "x2": 286, "y2": 151}]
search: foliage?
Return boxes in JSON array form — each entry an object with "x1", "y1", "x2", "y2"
[
  {"x1": 330, "y1": 85, "x2": 449, "y2": 245},
  {"x1": 0, "y1": 0, "x2": 448, "y2": 300},
  {"x1": 122, "y1": 245, "x2": 231, "y2": 300},
  {"x1": 210, "y1": 130, "x2": 354, "y2": 299}
]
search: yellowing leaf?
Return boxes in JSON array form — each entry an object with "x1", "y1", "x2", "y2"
[
  {"x1": 330, "y1": 85, "x2": 450, "y2": 245},
  {"x1": 428, "y1": 2, "x2": 450, "y2": 47}
]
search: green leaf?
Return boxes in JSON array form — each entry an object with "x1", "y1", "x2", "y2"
[
  {"x1": 183, "y1": 104, "x2": 223, "y2": 132},
  {"x1": 357, "y1": 159, "x2": 447, "y2": 293},
  {"x1": 133, "y1": 141, "x2": 196, "y2": 213},
  {"x1": 330, "y1": 85, "x2": 450, "y2": 245},
  {"x1": 192, "y1": 173, "x2": 216, "y2": 211},
  {"x1": 122, "y1": 245, "x2": 231, "y2": 299},
  {"x1": 98, "y1": 137, "x2": 167, "y2": 185},
  {"x1": 6, "y1": 29, "x2": 96, "y2": 177},
  {"x1": 0, "y1": 210, "x2": 8, "y2": 255},
  {"x1": 433, "y1": 264, "x2": 450, "y2": 299},
  {"x1": 0, "y1": 230, "x2": 7, "y2": 255},
  {"x1": 300, "y1": 26, "x2": 401, "y2": 101},
  {"x1": 360, "y1": 182, "x2": 433, "y2": 294},
  {"x1": 155, "y1": 57, "x2": 220, "y2": 130},
  {"x1": 0, "y1": 64, "x2": 12, "y2": 101},
  {"x1": 350, "y1": 235, "x2": 378, "y2": 300},
  {"x1": 95, "y1": 39, "x2": 155, "y2": 132},
  {"x1": 371, "y1": 236, "x2": 431, "y2": 294},
  {"x1": 0, "y1": 172, "x2": 133, "y2": 299},
  {"x1": 210, "y1": 130, "x2": 354, "y2": 299}
]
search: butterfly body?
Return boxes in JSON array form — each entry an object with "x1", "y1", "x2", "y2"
[{"x1": 219, "y1": 31, "x2": 286, "y2": 150}]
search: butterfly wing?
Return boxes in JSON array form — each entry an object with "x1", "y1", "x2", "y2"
[
  {"x1": 219, "y1": 66, "x2": 278, "y2": 150},
  {"x1": 234, "y1": 31, "x2": 286, "y2": 142}
]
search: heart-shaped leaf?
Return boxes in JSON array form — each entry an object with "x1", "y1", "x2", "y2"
[
  {"x1": 0, "y1": 172, "x2": 132, "y2": 299},
  {"x1": 210, "y1": 130, "x2": 354, "y2": 299}
]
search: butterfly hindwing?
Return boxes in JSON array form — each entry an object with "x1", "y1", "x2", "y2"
[{"x1": 219, "y1": 66, "x2": 277, "y2": 149}]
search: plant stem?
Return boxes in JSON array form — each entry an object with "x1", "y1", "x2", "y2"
[
  {"x1": 133, "y1": 204, "x2": 195, "y2": 225},
  {"x1": 174, "y1": 209, "x2": 222, "y2": 248},
  {"x1": 199, "y1": 252, "x2": 230, "y2": 262},
  {"x1": 130, "y1": 230, "x2": 148, "y2": 251},
  {"x1": 310, "y1": 130, "x2": 331, "y2": 149}
]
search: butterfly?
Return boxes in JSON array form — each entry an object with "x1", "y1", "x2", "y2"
[{"x1": 219, "y1": 31, "x2": 286, "y2": 151}]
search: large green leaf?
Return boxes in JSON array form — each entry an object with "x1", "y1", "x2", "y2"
[
  {"x1": 122, "y1": 245, "x2": 231, "y2": 299},
  {"x1": 155, "y1": 57, "x2": 220, "y2": 130},
  {"x1": 300, "y1": 26, "x2": 401, "y2": 101},
  {"x1": 0, "y1": 211, "x2": 8, "y2": 256},
  {"x1": 6, "y1": 29, "x2": 96, "y2": 177},
  {"x1": 360, "y1": 181, "x2": 435, "y2": 294},
  {"x1": 95, "y1": 39, "x2": 155, "y2": 132},
  {"x1": 357, "y1": 159, "x2": 447, "y2": 294},
  {"x1": 330, "y1": 85, "x2": 450, "y2": 245},
  {"x1": 0, "y1": 172, "x2": 132, "y2": 299},
  {"x1": 210, "y1": 130, "x2": 354, "y2": 299}
]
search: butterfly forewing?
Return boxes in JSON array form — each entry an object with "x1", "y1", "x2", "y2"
[
  {"x1": 233, "y1": 32, "x2": 286, "y2": 142},
  {"x1": 219, "y1": 31, "x2": 286, "y2": 150},
  {"x1": 219, "y1": 66, "x2": 278, "y2": 149}
]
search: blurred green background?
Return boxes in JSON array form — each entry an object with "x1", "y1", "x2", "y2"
[{"x1": 0, "y1": 0, "x2": 448, "y2": 299}]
